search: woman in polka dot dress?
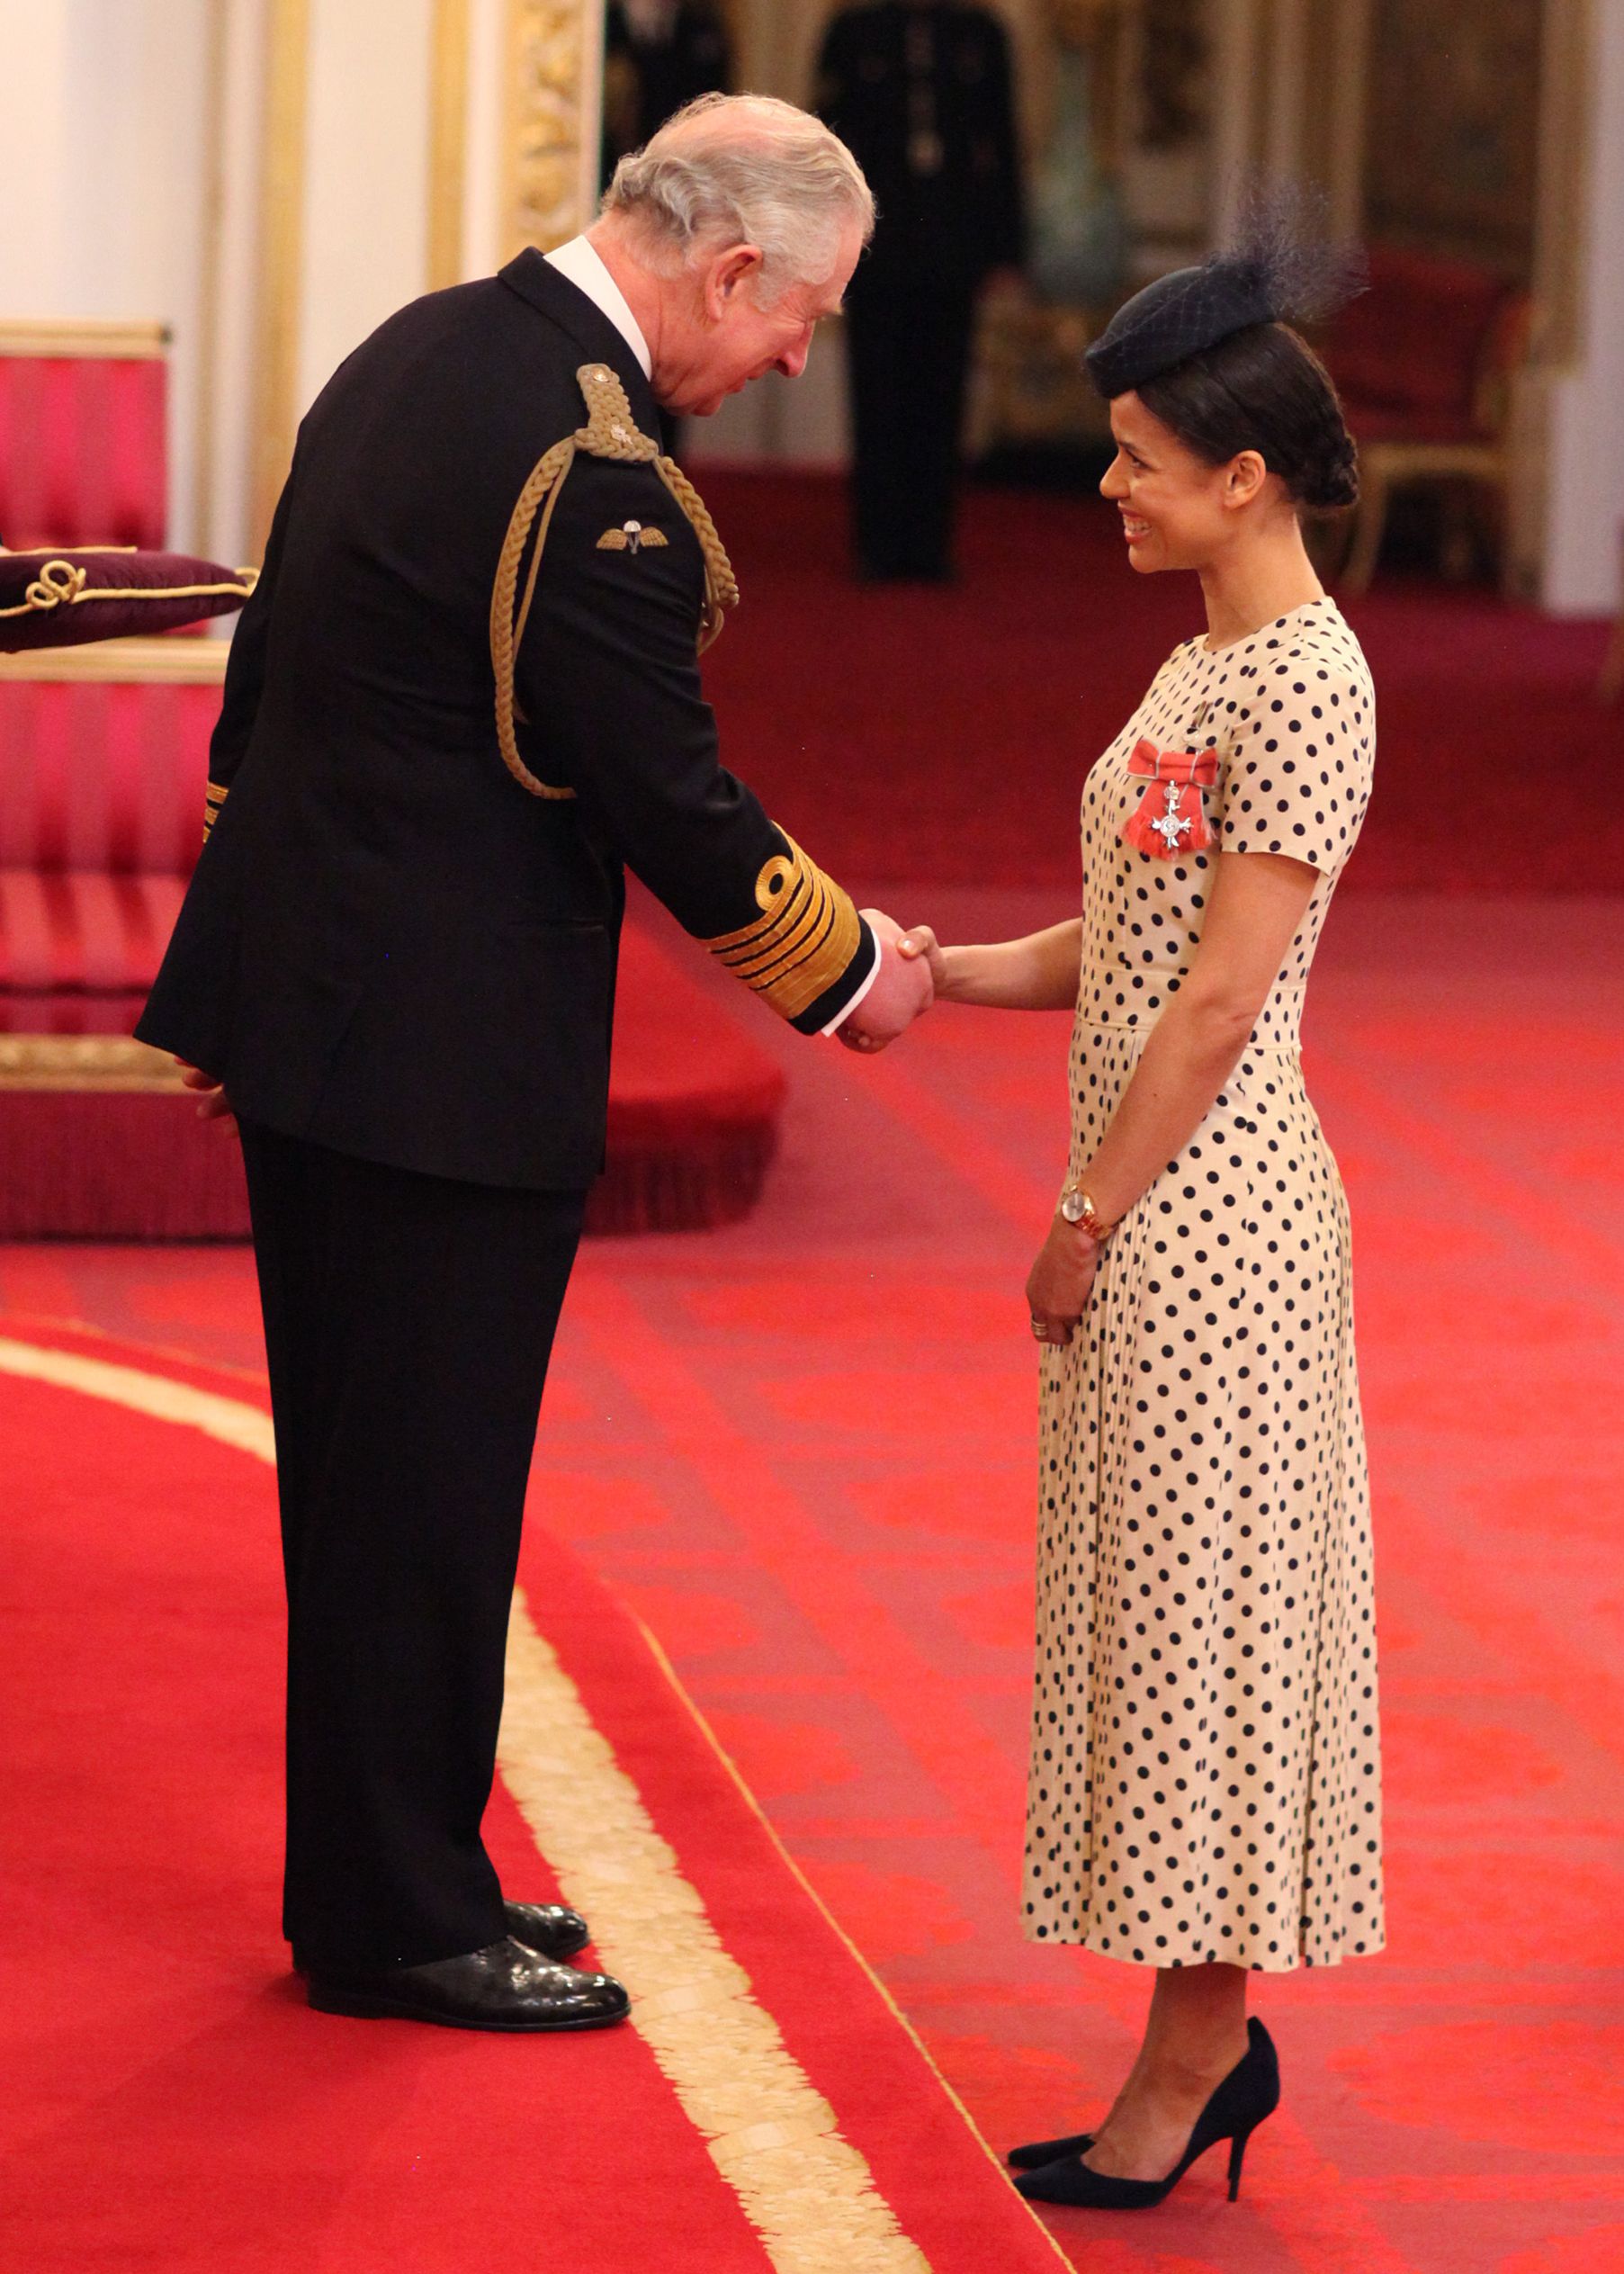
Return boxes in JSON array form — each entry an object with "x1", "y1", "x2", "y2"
[{"x1": 895, "y1": 250, "x2": 1381, "y2": 2209}]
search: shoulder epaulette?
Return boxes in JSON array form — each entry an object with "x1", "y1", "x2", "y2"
[{"x1": 490, "y1": 364, "x2": 740, "y2": 801}]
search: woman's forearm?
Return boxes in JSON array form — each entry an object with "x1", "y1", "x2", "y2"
[
  {"x1": 939, "y1": 920, "x2": 1082, "y2": 1011},
  {"x1": 1080, "y1": 993, "x2": 1255, "y2": 1226}
]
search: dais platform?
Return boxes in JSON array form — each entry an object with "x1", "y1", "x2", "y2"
[{"x1": 0, "y1": 922, "x2": 785, "y2": 1240}]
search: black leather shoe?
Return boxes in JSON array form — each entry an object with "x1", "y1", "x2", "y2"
[
  {"x1": 292, "y1": 1901, "x2": 592, "y2": 1978},
  {"x1": 305, "y1": 1937, "x2": 631, "y2": 2032},
  {"x1": 1014, "y1": 2019, "x2": 1280, "y2": 2209},
  {"x1": 504, "y1": 1900, "x2": 591, "y2": 1961},
  {"x1": 1006, "y1": 2131, "x2": 1095, "y2": 2171}
]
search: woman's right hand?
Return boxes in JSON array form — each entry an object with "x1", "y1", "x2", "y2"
[{"x1": 898, "y1": 925, "x2": 948, "y2": 995}]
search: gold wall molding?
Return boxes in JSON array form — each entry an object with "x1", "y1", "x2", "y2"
[
  {"x1": 193, "y1": 0, "x2": 232, "y2": 553},
  {"x1": 1530, "y1": 0, "x2": 1592, "y2": 369},
  {"x1": 251, "y1": 0, "x2": 312, "y2": 556},
  {"x1": 505, "y1": 0, "x2": 603, "y2": 258},
  {"x1": 428, "y1": 0, "x2": 472, "y2": 288},
  {"x1": 0, "y1": 636, "x2": 231, "y2": 686},
  {"x1": 1506, "y1": 0, "x2": 1595, "y2": 598}
]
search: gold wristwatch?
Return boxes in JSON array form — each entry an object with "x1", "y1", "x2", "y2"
[{"x1": 1059, "y1": 1183, "x2": 1114, "y2": 1242}]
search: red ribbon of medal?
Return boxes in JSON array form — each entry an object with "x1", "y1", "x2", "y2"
[{"x1": 1120, "y1": 739, "x2": 1220, "y2": 859}]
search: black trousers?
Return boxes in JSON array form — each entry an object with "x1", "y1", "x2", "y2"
[
  {"x1": 238, "y1": 1121, "x2": 586, "y2": 1971},
  {"x1": 844, "y1": 274, "x2": 978, "y2": 580}
]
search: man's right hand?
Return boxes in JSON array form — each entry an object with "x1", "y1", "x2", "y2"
[{"x1": 837, "y1": 909, "x2": 935, "y2": 1054}]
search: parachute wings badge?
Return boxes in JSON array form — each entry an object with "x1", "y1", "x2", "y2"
[{"x1": 597, "y1": 520, "x2": 669, "y2": 553}]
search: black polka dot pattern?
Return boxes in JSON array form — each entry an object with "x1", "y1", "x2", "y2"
[{"x1": 1023, "y1": 598, "x2": 1384, "y2": 1973}]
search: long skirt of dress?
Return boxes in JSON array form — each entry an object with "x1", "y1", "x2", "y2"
[{"x1": 1022, "y1": 1018, "x2": 1385, "y2": 1971}]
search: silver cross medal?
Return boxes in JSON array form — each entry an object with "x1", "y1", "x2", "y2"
[{"x1": 1151, "y1": 782, "x2": 1189, "y2": 851}]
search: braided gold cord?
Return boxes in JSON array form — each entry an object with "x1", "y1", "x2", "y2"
[
  {"x1": 653, "y1": 454, "x2": 739, "y2": 653},
  {"x1": 490, "y1": 436, "x2": 578, "y2": 798},
  {"x1": 489, "y1": 364, "x2": 741, "y2": 800}
]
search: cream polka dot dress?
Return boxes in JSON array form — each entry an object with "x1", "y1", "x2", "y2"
[{"x1": 1023, "y1": 597, "x2": 1384, "y2": 1972}]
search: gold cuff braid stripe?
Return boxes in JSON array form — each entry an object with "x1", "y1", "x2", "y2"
[
  {"x1": 707, "y1": 833, "x2": 862, "y2": 1023},
  {"x1": 202, "y1": 778, "x2": 228, "y2": 843},
  {"x1": 489, "y1": 364, "x2": 740, "y2": 801}
]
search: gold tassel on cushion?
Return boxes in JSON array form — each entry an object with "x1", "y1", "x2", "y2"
[
  {"x1": 490, "y1": 364, "x2": 740, "y2": 801},
  {"x1": 706, "y1": 834, "x2": 862, "y2": 1023}
]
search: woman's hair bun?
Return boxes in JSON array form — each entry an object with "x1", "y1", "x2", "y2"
[{"x1": 1298, "y1": 418, "x2": 1361, "y2": 514}]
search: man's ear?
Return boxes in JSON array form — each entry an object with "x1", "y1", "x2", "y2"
[{"x1": 704, "y1": 243, "x2": 765, "y2": 319}]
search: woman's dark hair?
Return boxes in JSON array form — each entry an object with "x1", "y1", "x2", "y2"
[{"x1": 1137, "y1": 321, "x2": 1359, "y2": 517}]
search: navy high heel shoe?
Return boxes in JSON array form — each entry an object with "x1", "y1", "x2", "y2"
[
  {"x1": 1006, "y1": 2131, "x2": 1094, "y2": 2171},
  {"x1": 1013, "y1": 2018, "x2": 1279, "y2": 2209}
]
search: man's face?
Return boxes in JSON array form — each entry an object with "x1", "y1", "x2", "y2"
[{"x1": 653, "y1": 217, "x2": 866, "y2": 418}]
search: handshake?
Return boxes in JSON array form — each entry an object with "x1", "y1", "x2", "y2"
[{"x1": 836, "y1": 909, "x2": 942, "y2": 1056}]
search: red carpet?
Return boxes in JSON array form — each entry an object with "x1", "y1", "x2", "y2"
[
  {"x1": 5, "y1": 889, "x2": 1621, "y2": 2273},
  {"x1": 0, "y1": 1323, "x2": 1063, "y2": 2272},
  {"x1": 695, "y1": 472, "x2": 1618, "y2": 895}
]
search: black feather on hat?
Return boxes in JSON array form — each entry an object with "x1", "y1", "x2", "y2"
[{"x1": 1084, "y1": 183, "x2": 1368, "y2": 400}]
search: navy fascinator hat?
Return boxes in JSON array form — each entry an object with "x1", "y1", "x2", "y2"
[{"x1": 1084, "y1": 185, "x2": 1368, "y2": 400}]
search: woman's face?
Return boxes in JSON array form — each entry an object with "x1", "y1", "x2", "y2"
[{"x1": 1099, "y1": 391, "x2": 1253, "y2": 575}]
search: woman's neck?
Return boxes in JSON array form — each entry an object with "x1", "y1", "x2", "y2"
[{"x1": 1198, "y1": 519, "x2": 1324, "y2": 651}]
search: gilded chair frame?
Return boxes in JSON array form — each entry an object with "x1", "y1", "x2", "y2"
[{"x1": 1341, "y1": 292, "x2": 1537, "y2": 598}]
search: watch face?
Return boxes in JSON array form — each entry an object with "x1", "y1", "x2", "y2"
[{"x1": 1060, "y1": 1190, "x2": 1085, "y2": 1225}]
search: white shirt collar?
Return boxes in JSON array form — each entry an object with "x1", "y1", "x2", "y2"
[{"x1": 543, "y1": 236, "x2": 653, "y2": 382}]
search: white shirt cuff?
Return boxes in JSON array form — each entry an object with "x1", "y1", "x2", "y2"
[{"x1": 819, "y1": 931, "x2": 882, "y2": 1037}]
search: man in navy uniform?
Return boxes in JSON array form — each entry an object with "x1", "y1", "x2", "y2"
[
  {"x1": 818, "y1": 0, "x2": 1026, "y2": 580},
  {"x1": 138, "y1": 94, "x2": 930, "y2": 2035},
  {"x1": 603, "y1": 1, "x2": 734, "y2": 183}
]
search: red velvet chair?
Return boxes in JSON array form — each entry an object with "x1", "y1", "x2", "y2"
[
  {"x1": 0, "y1": 320, "x2": 170, "y2": 552},
  {"x1": 1325, "y1": 247, "x2": 1531, "y2": 594}
]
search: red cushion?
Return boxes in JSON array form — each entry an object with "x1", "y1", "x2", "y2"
[
  {"x1": 1324, "y1": 247, "x2": 1509, "y2": 426},
  {"x1": 0, "y1": 678, "x2": 215, "y2": 873},
  {"x1": 0, "y1": 869, "x2": 185, "y2": 994},
  {"x1": 0, "y1": 549, "x2": 255, "y2": 652},
  {"x1": 0, "y1": 355, "x2": 167, "y2": 551}
]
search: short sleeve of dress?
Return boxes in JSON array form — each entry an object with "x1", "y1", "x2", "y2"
[{"x1": 1216, "y1": 624, "x2": 1375, "y2": 876}]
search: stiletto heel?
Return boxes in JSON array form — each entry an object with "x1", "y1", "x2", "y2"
[
  {"x1": 1013, "y1": 2017, "x2": 1280, "y2": 2211},
  {"x1": 1226, "y1": 2124, "x2": 1252, "y2": 2202}
]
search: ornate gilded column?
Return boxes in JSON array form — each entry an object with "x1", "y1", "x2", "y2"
[
  {"x1": 251, "y1": 0, "x2": 311, "y2": 554},
  {"x1": 505, "y1": 0, "x2": 606, "y2": 256},
  {"x1": 428, "y1": 0, "x2": 473, "y2": 289}
]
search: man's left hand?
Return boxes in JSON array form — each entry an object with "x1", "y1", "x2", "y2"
[{"x1": 178, "y1": 1061, "x2": 238, "y2": 1134}]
